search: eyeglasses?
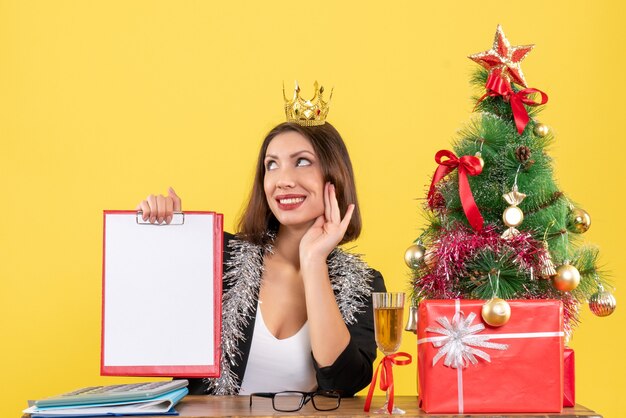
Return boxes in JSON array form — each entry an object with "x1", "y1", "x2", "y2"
[{"x1": 249, "y1": 390, "x2": 341, "y2": 412}]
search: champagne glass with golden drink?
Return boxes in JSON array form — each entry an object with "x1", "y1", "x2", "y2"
[{"x1": 372, "y1": 292, "x2": 405, "y2": 414}]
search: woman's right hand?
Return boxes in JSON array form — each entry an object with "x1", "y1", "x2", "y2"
[{"x1": 136, "y1": 187, "x2": 182, "y2": 224}]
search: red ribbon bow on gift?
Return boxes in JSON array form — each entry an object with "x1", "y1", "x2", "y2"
[
  {"x1": 364, "y1": 352, "x2": 412, "y2": 414},
  {"x1": 477, "y1": 72, "x2": 548, "y2": 135},
  {"x1": 427, "y1": 150, "x2": 484, "y2": 231}
]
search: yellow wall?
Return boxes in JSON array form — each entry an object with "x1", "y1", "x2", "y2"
[{"x1": 2, "y1": 1, "x2": 624, "y2": 416}]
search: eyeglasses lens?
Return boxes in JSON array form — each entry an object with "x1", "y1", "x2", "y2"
[
  {"x1": 273, "y1": 392, "x2": 305, "y2": 412},
  {"x1": 311, "y1": 392, "x2": 341, "y2": 411}
]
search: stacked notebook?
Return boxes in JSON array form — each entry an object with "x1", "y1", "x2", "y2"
[{"x1": 23, "y1": 380, "x2": 189, "y2": 417}]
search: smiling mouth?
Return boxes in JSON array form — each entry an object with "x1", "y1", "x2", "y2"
[
  {"x1": 276, "y1": 196, "x2": 306, "y2": 210},
  {"x1": 278, "y1": 197, "x2": 305, "y2": 204}
]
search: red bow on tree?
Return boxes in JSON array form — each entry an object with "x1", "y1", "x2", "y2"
[
  {"x1": 427, "y1": 150, "x2": 484, "y2": 231},
  {"x1": 478, "y1": 72, "x2": 548, "y2": 135}
]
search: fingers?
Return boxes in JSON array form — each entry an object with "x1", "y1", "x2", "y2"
[
  {"x1": 147, "y1": 194, "x2": 158, "y2": 223},
  {"x1": 330, "y1": 184, "x2": 340, "y2": 223},
  {"x1": 169, "y1": 187, "x2": 182, "y2": 212},
  {"x1": 137, "y1": 187, "x2": 181, "y2": 224},
  {"x1": 165, "y1": 197, "x2": 174, "y2": 224},
  {"x1": 324, "y1": 182, "x2": 340, "y2": 223},
  {"x1": 323, "y1": 182, "x2": 347, "y2": 225},
  {"x1": 138, "y1": 200, "x2": 150, "y2": 221},
  {"x1": 324, "y1": 182, "x2": 332, "y2": 222},
  {"x1": 339, "y1": 204, "x2": 355, "y2": 231}
]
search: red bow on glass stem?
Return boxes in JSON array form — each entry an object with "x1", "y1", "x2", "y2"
[
  {"x1": 477, "y1": 72, "x2": 548, "y2": 135},
  {"x1": 427, "y1": 150, "x2": 484, "y2": 231},
  {"x1": 364, "y1": 352, "x2": 412, "y2": 414}
]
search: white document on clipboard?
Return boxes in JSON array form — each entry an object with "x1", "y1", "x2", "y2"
[{"x1": 101, "y1": 210, "x2": 222, "y2": 377}]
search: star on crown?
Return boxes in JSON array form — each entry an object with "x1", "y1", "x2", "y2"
[{"x1": 469, "y1": 25, "x2": 534, "y2": 87}]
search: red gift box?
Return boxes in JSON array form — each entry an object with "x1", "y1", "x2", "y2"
[
  {"x1": 564, "y1": 348, "x2": 575, "y2": 407},
  {"x1": 417, "y1": 299, "x2": 564, "y2": 414}
]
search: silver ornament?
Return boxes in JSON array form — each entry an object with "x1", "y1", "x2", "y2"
[{"x1": 404, "y1": 305, "x2": 418, "y2": 333}]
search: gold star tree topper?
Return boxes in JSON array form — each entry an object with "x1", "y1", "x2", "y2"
[{"x1": 469, "y1": 25, "x2": 534, "y2": 87}]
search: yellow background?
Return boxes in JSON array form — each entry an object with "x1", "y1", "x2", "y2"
[{"x1": 1, "y1": 1, "x2": 624, "y2": 417}]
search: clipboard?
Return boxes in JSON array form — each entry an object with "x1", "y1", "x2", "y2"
[{"x1": 101, "y1": 210, "x2": 223, "y2": 377}]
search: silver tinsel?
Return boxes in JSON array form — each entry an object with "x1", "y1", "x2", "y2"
[
  {"x1": 203, "y1": 237, "x2": 373, "y2": 395},
  {"x1": 204, "y1": 238, "x2": 267, "y2": 395},
  {"x1": 327, "y1": 247, "x2": 373, "y2": 325}
]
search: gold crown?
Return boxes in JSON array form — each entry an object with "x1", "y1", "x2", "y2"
[{"x1": 283, "y1": 81, "x2": 333, "y2": 126}]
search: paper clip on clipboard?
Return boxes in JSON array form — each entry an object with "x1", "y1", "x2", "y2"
[{"x1": 136, "y1": 211, "x2": 185, "y2": 225}]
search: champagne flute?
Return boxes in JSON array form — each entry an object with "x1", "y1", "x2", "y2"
[{"x1": 372, "y1": 292, "x2": 405, "y2": 414}]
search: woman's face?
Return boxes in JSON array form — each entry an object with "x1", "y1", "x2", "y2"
[{"x1": 263, "y1": 131, "x2": 326, "y2": 229}]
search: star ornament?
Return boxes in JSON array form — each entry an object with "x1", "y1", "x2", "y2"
[{"x1": 469, "y1": 25, "x2": 534, "y2": 87}]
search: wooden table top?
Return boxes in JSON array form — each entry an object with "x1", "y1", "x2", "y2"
[
  {"x1": 22, "y1": 396, "x2": 602, "y2": 417},
  {"x1": 165, "y1": 395, "x2": 602, "y2": 417}
]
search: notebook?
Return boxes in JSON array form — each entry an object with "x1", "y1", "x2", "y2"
[{"x1": 24, "y1": 386, "x2": 188, "y2": 417}]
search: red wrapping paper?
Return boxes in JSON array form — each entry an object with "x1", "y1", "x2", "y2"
[
  {"x1": 418, "y1": 299, "x2": 564, "y2": 413},
  {"x1": 564, "y1": 348, "x2": 575, "y2": 407}
]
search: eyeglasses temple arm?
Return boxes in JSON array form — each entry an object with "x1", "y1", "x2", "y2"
[
  {"x1": 249, "y1": 392, "x2": 275, "y2": 408},
  {"x1": 250, "y1": 392, "x2": 275, "y2": 398}
]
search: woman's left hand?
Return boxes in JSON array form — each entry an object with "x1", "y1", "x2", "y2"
[{"x1": 299, "y1": 182, "x2": 355, "y2": 265}]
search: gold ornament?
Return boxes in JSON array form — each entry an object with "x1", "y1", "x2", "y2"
[
  {"x1": 404, "y1": 243, "x2": 426, "y2": 268},
  {"x1": 283, "y1": 81, "x2": 332, "y2": 126},
  {"x1": 589, "y1": 284, "x2": 617, "y2": 317},
  {"x1": 539, "y1": 241, "x2": 557, "y2": 279},
  {"x1": 533, "y1": 123, "x2": 550, "y2": 137},
  {"x1": 503, "y1": 206, "x2": 524, "y2": 227},
  {"x1": 481, "y1": 298, "x2": 511, "y2": 327},
  {"x1": 567, "y1": 208, "x2": 591, "y2": 234},
  {"x1": 553, "y1": 261, "x2": 581, "y2": 292},
  {"x1": 501, "y1": 185, "x2": 527, "y2": 239},
  {"x1": 474, "y1": 151, "x2": 485, "y2": 169},
  {"x1": 423, "y1": 247, "x2": 438, "y2": 270}
]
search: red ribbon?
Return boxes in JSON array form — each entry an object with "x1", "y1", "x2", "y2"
[
  {"x1": 477, "y1": 72, "x2": 548, "y2": 134},
  {"x1": 363, "y1": 352, "x2": 412, "y2": 414},
  {"x1": 427, "y1": 150, "x2": 484, "y2": 231}
]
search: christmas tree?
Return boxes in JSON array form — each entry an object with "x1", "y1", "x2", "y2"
[{"x1": 406, "y1": 25, "x2": 616, "y2": 337}]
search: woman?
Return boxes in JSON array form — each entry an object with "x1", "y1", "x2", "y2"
[{"x1": 137, "y1": 86, "x2": 385, "y2": 396}]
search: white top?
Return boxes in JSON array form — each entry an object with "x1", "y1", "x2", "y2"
[{"x1": 239, "y1": 303, "x2": 317, "y2": 395}]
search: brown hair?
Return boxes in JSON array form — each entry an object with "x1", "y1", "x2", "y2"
[{"x1": 237, "y1": 122, "x2": 361, "y2": 245}]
